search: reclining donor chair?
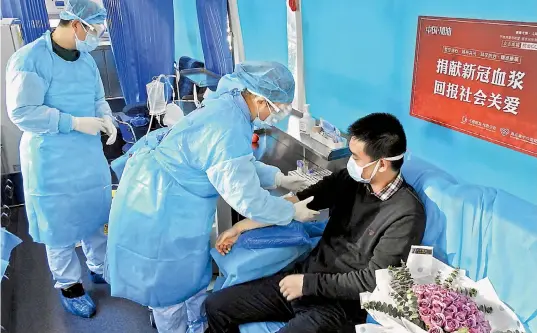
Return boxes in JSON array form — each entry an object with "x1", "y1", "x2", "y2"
[{"x1": 212, "y1": 155, "x2": 537, "y2": 333}]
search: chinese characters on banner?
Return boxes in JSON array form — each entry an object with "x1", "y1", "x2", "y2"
[{"x1": 410, "y1": 17, "x2": 537, "y2": 157}]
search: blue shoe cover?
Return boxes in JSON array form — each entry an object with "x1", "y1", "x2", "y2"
[
  {"x1": 90, "y1": 271, "x2": 107, "y2": 284},
  {"x1": 60, "y1": 293, "x2": 96, "y2": 318}
]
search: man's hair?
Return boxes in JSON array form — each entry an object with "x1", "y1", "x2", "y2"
[
  {"x1": 58, "y1": 19, "x2": 72, "y2": 27},
  {"x1": 348, "y1": 113, "x2": 407, "y2": 171},
  {"x1": 58, "y1": 19, "x2": 90, "y2": 29}
]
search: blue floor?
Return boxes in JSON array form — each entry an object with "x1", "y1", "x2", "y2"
[{"x1": 4, "y1": 207, "x2": 156, "y2": 333}]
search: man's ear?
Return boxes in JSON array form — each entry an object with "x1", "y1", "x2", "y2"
[
  {"x1": 254, "y1": 96, "x2": 265, "y2": 106},
  {"x1": 378, "y1": 159, "x2": 390, "y2": 173}
]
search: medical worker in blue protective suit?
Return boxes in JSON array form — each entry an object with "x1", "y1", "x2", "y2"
[
  {"x1": 106, "y1": 61, "x2": 319, "y2": 333},
  {"x1": 5, "y1": 0, "x2": 116, "y2": 318}
]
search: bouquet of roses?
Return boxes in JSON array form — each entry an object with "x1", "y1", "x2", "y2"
[{"x1": 357, "y1": 246, "x2": 525, "y2": 333}]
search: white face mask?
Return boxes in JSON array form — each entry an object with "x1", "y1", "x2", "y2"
[{"x1": 347, "y1": 153, "x2": 405, "y2": 183}]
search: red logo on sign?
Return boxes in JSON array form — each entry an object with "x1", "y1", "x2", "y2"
[{"x1": 410, "y1": 16, "x2": 537, "y2": 157}]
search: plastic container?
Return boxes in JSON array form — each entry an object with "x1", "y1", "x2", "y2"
[
  {"x1": 299, "y1": 104, "x2": 315, "y2": 135},
  {"x1": 310, "y1": 126, "x2": 348, "y2": 150}
]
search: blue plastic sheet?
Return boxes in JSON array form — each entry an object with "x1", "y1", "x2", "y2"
[
  {"x1": 211, "y1": 246, "x2": 310, "y2": 292},
  {"x1": 233, "y1": 221, "x2": 328, "y2": 250},
  {"x1": 1, "y1": 228, "x2": 22, "y2": 279},
  {"x1": 235, "y1": 222, "x2": 309, "y2": 249},
  {"x1": 212, "y1": 221, "x2": 326, "y2": 290}
]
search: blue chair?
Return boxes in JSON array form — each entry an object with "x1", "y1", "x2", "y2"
[{"x1": 175, "y1": 56, "x2": 222, "y2": 108}]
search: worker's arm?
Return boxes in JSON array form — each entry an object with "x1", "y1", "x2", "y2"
[
  {"x1": 302, "y1": 214, "x2": 425, "y2": 300},
  {"x1": 6, "y1": 59, "x2": 73, "y2": 134},
  {"x1": 252, "y1": 160, "x2": 281, "y2": 189},
  {"x1": 93, "y1": 65, "x2": 112, "y2": 118},
  {"x1": 207, "y1": 153, "x2": 294, "y2": 226}
]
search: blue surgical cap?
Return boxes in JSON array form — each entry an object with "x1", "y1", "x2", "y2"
[
  {"x1": 235, "y1": 61, "x2": 295, "y2": 104},
  {"x1": 59, "y1": 0, "x2": 107, "y2": 25}
]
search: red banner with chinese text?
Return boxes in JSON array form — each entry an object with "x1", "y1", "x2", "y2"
[{"x1": 410, "y1": 16, "x2": 537, "y2": 157}]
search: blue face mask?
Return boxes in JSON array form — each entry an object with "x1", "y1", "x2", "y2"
[
  {"x1": 75, "y1": 25, "x2": 99, "y2": 53},
  {"x1": 253, "y1": 117, "x2": 271, "y2": 130},
  {"x1": 252, "y1": 98, "x2": 291, "y2": 130}
]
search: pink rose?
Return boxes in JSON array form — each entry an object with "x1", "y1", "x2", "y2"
[
  {"x1": 469, "y1": 304, "x2": 479, "y2": 314},
  {"x1": 443, "y1": 295, "x2": 455, "y2": 306},
  {"x1": 444, "y1": 319, "x2": 461, "y2": 332},
  {"x1": 454, "y1": 301, "x2": 465, "y2": 310},
  {"x1": 420, "y1": 307, "x2": 432, "y2": 317},
  {"x1": 432, "y1": 300, "x2": 446, "y2": 313},
  {"x1": 428, "y1": 326, "x2": 444, "y2": 333},
  {"x1": 423, "y1": 291, "x2": 433, "y2": 299},
  {"x1": 419, "y1": 299, "x2": 431, "y2": 308},
  {"x1": 449, "y1": 291, "x2": 460, "y2": 301},
  {"x1": 431, "y1": 313, "x2": 446, "y2": 327},
  {"x1": 469, "y1": 328, "x2": 481, "y2": 333},
  {"x1": 447, "y1": 304, "x2": 458, "y2": 313},
  {"x1": 420, "y1": 307, "x2": 432, "y2": 326},
  {"x1": 462, "y1": 305, "x2": 472, "y2": 314},
  {"x1": 455, "y1": 311, "x2": 467, "y2": 322},
  {"x1": 443, "y1": 306, "x2": 456, "y2": 319},
  {"x1": 434, "y1": 297, "x2": 447, "y2": 305},
  {"x1": 465, "y1": 314, "x2": 477, "y2": 328}
]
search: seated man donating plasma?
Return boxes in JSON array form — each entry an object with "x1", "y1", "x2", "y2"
[{"x1": 206, "y1": 113, "x2": 426, "y2": 333}]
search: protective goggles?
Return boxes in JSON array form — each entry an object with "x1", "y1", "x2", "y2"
[
  {"x1": 75, "y1": 17, "x2": 106, "y2": 38},
  {"x1": 265, "y1": 98, "x2": 293, "y2": 116}
]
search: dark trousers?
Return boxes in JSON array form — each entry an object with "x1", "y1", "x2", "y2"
[{"x1": 205, "y1": 273, "x2": 365, "y2": 333}]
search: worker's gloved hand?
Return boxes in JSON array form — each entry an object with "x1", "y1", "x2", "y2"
[
  {"x1": 275, "y1": 172, "x2": 310, "y2": 192},
  {"x1": 102, "y1": 115, "x2": 118, "y2": 145},
  {"x1": 72, "y1": 117, "x2": 105, "y2": 136},
  {"x1": 293, "y1": 196, "x2": 320, "y2": 222}
]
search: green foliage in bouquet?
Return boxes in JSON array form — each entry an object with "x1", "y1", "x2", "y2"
[{"x1": 363, "y1": 261, "x2": 425, "y2": 329}]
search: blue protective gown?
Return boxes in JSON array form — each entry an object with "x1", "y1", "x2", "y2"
[
  {"x1": 106, "y1": 89, "x2": 295, "y2": 308},
  {"x1": 5, "y1": 31, "x2": 112, "y2": 248}
]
